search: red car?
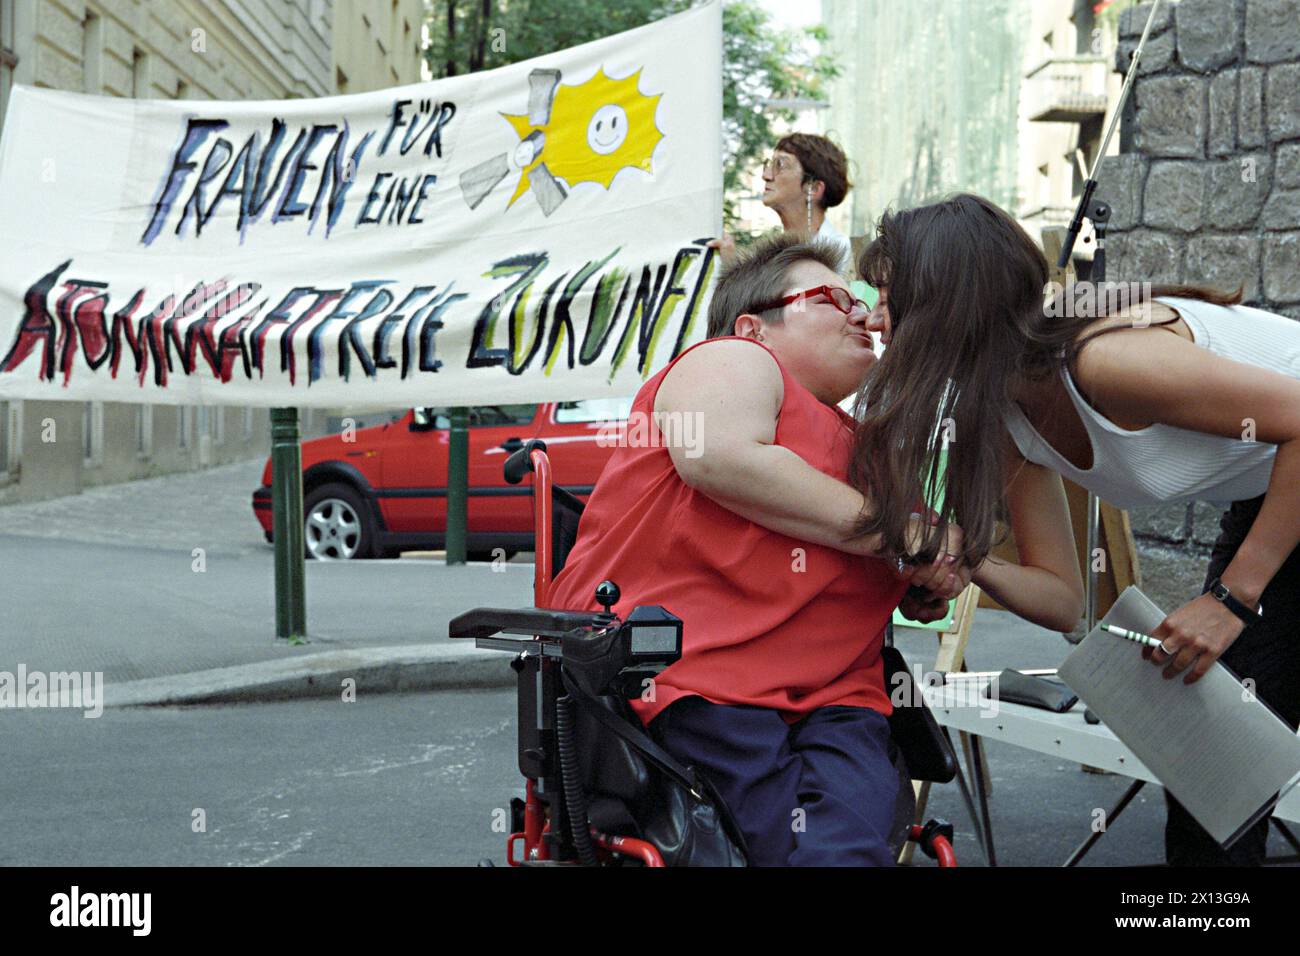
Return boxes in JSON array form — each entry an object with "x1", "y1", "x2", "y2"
[{"x1": 252, "y1": 398, "x2": 633, "y2": 559}]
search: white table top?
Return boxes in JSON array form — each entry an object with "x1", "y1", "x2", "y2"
[{"x1": 925, "y1": 679, "x2": 1300, "y2": 825}]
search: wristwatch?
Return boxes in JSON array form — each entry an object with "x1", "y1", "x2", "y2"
[{"x1": 1207, "y1": 577, "x2": 1264, "y2": 627}]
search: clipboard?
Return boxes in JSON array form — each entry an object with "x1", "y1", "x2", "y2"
[{"x1": 1059, "y1": 586, "x2": 1300, "y2": 847}]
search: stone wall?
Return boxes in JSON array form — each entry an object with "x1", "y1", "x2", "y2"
[{"x1": 1095, "y1": 0, "x2": 1300, "y2": 550}]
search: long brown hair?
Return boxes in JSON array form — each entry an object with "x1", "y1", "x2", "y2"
[{"x1": 849, "y1": 193, "x2": 1241, "y2": 565}]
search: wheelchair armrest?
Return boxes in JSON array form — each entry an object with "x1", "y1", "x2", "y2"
[
  {"x1": 449, "y1": 606, "x2": 608, "y2": 640},
  {"x1": 503, "y1": 439, "x2": 548, "y2": 484}
]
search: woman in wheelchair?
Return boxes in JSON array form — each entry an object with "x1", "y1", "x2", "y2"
[{"x1": 542, "y1": 232, "x2": 985, "y2": 866}]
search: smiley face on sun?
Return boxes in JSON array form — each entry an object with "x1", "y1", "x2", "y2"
[
  {"x1": 501, "y1": 67, "x2": 664, "y2": 209},
  {"x1": 586, "y1": 104, "x2": 629, "y2": 154}
]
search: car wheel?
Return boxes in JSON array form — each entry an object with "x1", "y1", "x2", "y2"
[{"x1": 304, "y1": 483, "x2": 375, "y2": 560}]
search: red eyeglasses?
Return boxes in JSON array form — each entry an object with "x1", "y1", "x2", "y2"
[{"x1": 757, "y1": 285, "x2": 867, "y2": 316}]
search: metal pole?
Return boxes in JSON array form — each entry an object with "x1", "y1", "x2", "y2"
[
  {"x1": 1057, "y1": 0, "x2": 1163, "y2": 269},
  {"x1": 1064, "y1": 780, "x2": 1145, "y2": 867},
  {"x1": 446, "y1": 406, "x2": 469, "y2": 565},
  {"x1": 270, "y1": 407, "x2": 307, "y2": 640},
  {"x1": 1085, "y1": 211, "x2": 1110, "y2": 633},
  {"x1": 1089, "y1": 0, "x2": 1162, "y2": 183},
  {"x1": 1086, "y1": 492, "x2": 1100, "y2": 633}
]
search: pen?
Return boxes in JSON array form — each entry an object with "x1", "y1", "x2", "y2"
[{"x1": 1100, "y1": 622, "x2": 1164, "y2": 649}]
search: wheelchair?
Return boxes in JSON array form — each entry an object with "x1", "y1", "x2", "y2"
[{"x1": 450, "y1": 439, "x2": 958, "y2": 867}]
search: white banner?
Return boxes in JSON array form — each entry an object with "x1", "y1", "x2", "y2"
[{"x1": 0, "y1": 3, "x2": 721, "y2": 407}]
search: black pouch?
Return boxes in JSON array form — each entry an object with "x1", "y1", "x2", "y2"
[
  {"x1": 989, "y1": 668, "x2": 1078, "y2": 713},
  {"x1": 639, "y1": 759, "x2": 749, "y2": 868},
  {"x1": 562, "y1": 669, "x2": 748, "y2": 867},
  {"x1": 880, "y1": 644, "x2": 957, "y2": 784}
]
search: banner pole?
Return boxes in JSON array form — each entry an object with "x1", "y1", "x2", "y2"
[
  {"x1": 446, "y1": 406, "x2": 469, "y2": 565},
  {"x1": 270, "y1": 407, "x2": 307, "y2": 640}
]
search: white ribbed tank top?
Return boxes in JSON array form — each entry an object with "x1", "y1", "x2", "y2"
[{"x1": 1004, "y1": 297, "x2": 1300, "y2": 508}]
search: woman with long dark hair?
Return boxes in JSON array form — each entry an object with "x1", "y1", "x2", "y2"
[{"x1": 850, "y1": 192, "x2": 1300, "y2": 866}]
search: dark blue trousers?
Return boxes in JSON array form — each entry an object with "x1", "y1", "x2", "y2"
[{"x1": 650, "y1": 696, "x2": 901, "y2": 866}]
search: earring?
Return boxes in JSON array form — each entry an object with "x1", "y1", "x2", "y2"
[{"x1": 806, "y1": 188, "x2": 813, "y2": 232}]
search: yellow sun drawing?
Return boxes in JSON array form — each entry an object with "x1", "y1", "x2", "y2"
[{"x1": 501, "y1": 67, "x2": 664, "y2": 209}]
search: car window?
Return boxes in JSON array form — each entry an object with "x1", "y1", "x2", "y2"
[
  {"x1": 412, "y1": 405, "x2": 538, "y2": 428},
  {"x1": 554, "y1": 397, "x2": 634, "y2": 423},
  {"x1": 470, "y1": 404, "x2": 538, "y2": 427}
]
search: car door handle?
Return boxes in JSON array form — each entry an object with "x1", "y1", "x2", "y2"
[{"x1": 500, "y1": 437, "x2": 524, "y2": 453}]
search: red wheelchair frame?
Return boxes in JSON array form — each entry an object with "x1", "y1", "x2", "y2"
[{"x1": 460, "y1": 440, "x2": 956, "y2": 868}]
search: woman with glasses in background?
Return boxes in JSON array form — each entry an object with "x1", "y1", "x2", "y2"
[{"x1": 710, "y1": 133, "x2": 853, "y2": 275}]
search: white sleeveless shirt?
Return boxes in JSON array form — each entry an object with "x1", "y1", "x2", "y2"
[
  {"x1": 1004, "y1": 297, "x2": 1300, "y2": 508},
  {"x1": 816, "y1": 218, "x2": 852, "y2": 276}
]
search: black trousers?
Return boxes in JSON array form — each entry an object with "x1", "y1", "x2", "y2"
[{"x1": 1164, "y1": 495, "x2": 1300, "y2": 866}]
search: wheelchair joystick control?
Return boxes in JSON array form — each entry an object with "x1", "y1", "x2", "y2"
[{"x1": 594, "y1": 580, "x2": 620, "y2": 617}]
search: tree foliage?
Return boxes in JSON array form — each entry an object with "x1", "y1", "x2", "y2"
[{"x1": 424, "y1": 0, "x2": 838, "y2": 222}]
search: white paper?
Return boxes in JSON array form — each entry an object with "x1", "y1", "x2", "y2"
[{"x1": 1059, "y1": 586, "x2": 1300, "y2": 846}]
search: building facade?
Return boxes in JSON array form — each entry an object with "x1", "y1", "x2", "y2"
[
  {"x1": 817, "y1": 0, "x2": 1029, "y2": 242},
  {"x1": 1015, "y1": 0, "x2": 1124, "y2": 252},
  {"x1": 0, "y1": 0, "x2": 422, "y2": 505},
  {"x1": 334, "y1": 0, "x2": 424, "y2": 94}
]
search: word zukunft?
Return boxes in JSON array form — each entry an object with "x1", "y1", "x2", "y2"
[{"x1": 0, "y1": 245, "x2": 716, "y2": 388}]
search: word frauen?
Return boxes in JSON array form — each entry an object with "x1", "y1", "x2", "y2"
[
  {"x1": 141, "y1": 99, "x2": 457, "y2": 244},
  {"x1": 0, "y1": 665, "x2": 103, "y2": 718}
]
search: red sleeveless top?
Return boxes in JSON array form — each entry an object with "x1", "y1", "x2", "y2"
[{"x1": 546, "y1": 337, "x2": 907, "y2": 726}]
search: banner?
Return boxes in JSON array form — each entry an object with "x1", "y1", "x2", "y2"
[{"x1": 0, "y1": 3, "x2": 721, "y2": 408}]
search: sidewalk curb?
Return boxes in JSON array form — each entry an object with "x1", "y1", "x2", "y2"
[{"x1": 106, "y1": 644, "x2": 516, "y2": 707}]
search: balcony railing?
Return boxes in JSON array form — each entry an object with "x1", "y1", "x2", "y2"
[{"x1": 1025, "y1": 56, "x2": 1109, "y2": 124}]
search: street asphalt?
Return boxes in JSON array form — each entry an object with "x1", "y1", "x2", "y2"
[
  {"x1": 0, "y1": 687, "x2": 1183, "y2": 867},
  {"x1": 0, "y1": 456, "x2": 1095, "y2": 702},
  {"x1": 0, "y1": 458, "x2": 534, "y2": 697},
  {"x1": 1, "y1": 457, "x2": 1294, "y2": 865}
]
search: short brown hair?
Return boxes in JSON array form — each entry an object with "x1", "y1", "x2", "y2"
[
  {"x1": 706, "y1": 232, "x2": 844, "y2": 339},
  {"x1": 775, "y1": 133, "x2": 851, "y2": 209}
]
